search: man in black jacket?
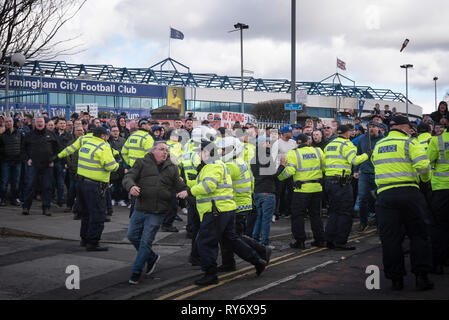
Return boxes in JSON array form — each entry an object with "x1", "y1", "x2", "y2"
[
  {"x1": 22, "y1": 117, "x2": 60, "y2": 216},
  {"x1": 54, "y1": 118, "x2": 74, "y2": 207},
  {"x1": 108, "y1": 126, "x2": 127, "y2": 207},
  {"x1": 0, "y1": 117, "x2": 24, "y2": 206},
  {"x1": 123, "y1": 141, "x2": 188, "y2": 284}
]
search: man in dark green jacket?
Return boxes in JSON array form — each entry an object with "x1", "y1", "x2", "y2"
[{"x1": 123, "y1": 141, "x2": 188, "y2": 284}]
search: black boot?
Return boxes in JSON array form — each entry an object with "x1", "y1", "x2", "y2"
[
  {"x1": 254, "y1": 258, "x2": 267, "y2": 276},
  {"x1": 194, "y1": 274, "x2": 218, "y2": 286},
  {"x1": 242, "y1": 235, "x2": 271, "y2": 264},
  {"x1": 217, "y1": 264, "x2": 236, "y2": 272},
  {"x1": 416, "y1": 274, "x2": 434, "y2": 291}
]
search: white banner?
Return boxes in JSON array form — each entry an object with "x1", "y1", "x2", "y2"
[
  {"x1": 221, "y1": 111, "x2": 250, "y2": 129},
  {"x1": 75, "y1": 103, "x2": 98, "y2": 118}
]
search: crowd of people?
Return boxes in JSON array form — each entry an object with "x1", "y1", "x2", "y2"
[{"x1": 0, "y1": 100, "x2": 448, "y2": 289}]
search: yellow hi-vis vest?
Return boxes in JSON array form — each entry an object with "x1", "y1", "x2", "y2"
[
  {"x1": 180, "y1": 147, "x2": 201, "y2": 188},
  {"x1": 191, "y1": 160, "x2": 236, "y2": 221},
  {"x1": 417, "y1": 132, "x2": 432, "y2": 152},
  {"x1": 427, "y1": 129, "x2": 449, "y2": 191},
  {"x1": 279, "y1": 146, "x2": 325, "y2": 193},
  {"x1": 372, "y1": 130, "x2": 431, "y2": 194},
  {"x1": 166, "y1": 140, "x2": 182, "y2": 165},
  {"x1": 226, "y1": 157, "x2": 254, "y2": 213},
  {"x1": 324, "y1": 136, "x2": 368, "y2": 177},
  {"x1": 57, "y1": 133, "x2": 93, "y2": 159},
  {"x1": 243, "y1": 142, "x2": 256, "y2": 164},
  {"x1": 121, "y1": 129, "x2": 154, "y2": 167},
  {"x1": 77, "y1": 136, "x2": 119, "y2": 183}
]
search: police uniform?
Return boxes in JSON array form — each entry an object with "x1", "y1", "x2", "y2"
[
  {"x1": 180, "y1": 144, "x2": 202, "y2": 264},
  {"x1": 372, "y1": 115, "x2": 433, "y2": 290},
  {"x1": 189, "y1": 142, "x2": 266, "y2": 285},
  {"x1": 278, "y1": 134, "x2": 326, "y2": 248},
  {"x1": 218, "y1": 143, "x2": 269, "y2": 271},
  {"x1": 76, "y1": 127, "x2": 119, "y2": 251},
  {"x1": 324, "y1": 125, "x2": 368, "y2": 249},
  {"x1": 121, "y1": 128, "x2": 154, "y2": 168},
  {"x1": 427, "y1": 128, "x2": 449, "y2": 272}
]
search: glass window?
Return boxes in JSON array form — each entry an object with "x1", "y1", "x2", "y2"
[
  {"x1": 96, "y1": 95, "x2": 107, "y2": 107},
  {"x1": 49, "y1": 93, "x2": 58, "y2": 105},
  {"x1": 84, "y1": 94, "x2": 95, "y2": 104},
  {"x1": 230, "y1": 103, "x2": 240, "y2": 112},
  {"x1": 106, "y1": 95, "x2": 115, "y2": 108},
  {"x1": 129, "y1": 97, "x2": 140, "y2": 109},
  {"x1": 75, "y1": 94, "x2": 83, "y2": 104},
  {"x1": 58, "y1": 93, "x2": 67, "y2": 105},
  {"x1": 141, "y1": 98, "x2": 152, "y2": 110},
  {"x1": 122, "y1": 97, "x2": 130, "y2": 109},
  {"x1": 210, "y1": 103, "x2": 221, "y2": 113},
  {"x1": 200, "y1": 101, "x2": 210, "y2": 112}
]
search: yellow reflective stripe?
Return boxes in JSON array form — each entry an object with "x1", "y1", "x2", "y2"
[
  {"x1": 78, "y1": 164, "x2": 108, "y2": 172},
  {"x1": 373, "y1": 158, "x2": 409, "y2": 165},
  {"x1": 78, "y1": 156, "x2": 101, "y2": 164},
  {"x1": 197, "y1": 195, "x2": 234, "y2": 204}
]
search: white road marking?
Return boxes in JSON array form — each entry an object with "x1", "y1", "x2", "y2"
[{"x1": 233, "y1": 260, "x2": 338, "y2": 300}]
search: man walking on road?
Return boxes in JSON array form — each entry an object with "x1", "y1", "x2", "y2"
[{"x1": 123, "y1": 141, "x2": 188, "y2": 285}]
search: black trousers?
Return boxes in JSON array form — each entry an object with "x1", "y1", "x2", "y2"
[
  {"x1": 197, "y1": 211, "x2": 260, "y2": 275},
  {"x1": 220, "y1": 210, "x2": 267, "y2": 267},
  {"x1": 77, "y1": 180, "x2": 106, "y2": 245},
  {"x1": 430, "y1": 189, "x2": 449, "y2": 266},
  {"x1": 376, "y1": 187, "x2": 433, "y2": 280},
  {"x1": 291, "y1": 192, "x2": 324, "y2": 242}
]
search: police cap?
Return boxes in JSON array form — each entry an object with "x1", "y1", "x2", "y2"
[
  {"x1": 337, "y1": 125, "x2": 350, "y2": 134},
  {"x1": 389, "y1": 115, "x2": 411, "y2": 126},
  {"x1": 93, "y1": 126, "x2": 108, "y2": 136}
]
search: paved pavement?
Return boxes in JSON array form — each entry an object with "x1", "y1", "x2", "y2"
[{"x1": 0, "y1": 201, "x2": 304, "y2": 300}]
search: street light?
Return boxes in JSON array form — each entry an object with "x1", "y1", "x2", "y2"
[
  {"x1": 232, "y1": 22, "x2": 249, "y2": 114},
  {"x1": 1, "y1": 53, "x2": 26, "y2": 115},
  {"x1": 400, "y1": 64, "x2": 413, "y2": 118},
  {"x1": 290, "y1": 0, "x2": 297, "y2": 124},
  {"x1": 433, "y1": 76, "x2": 438, "y2": 111}
]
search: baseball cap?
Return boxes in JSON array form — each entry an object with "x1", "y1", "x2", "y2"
[
  {"x1": 337, "y1": 125, "x2": 350, "y2": 134},
  {"x1": 281, "y1": 125, "x2": 293, "y2": 134},
  {"x1": 138, "y1": 118, "x2": 150, "y2": 127},
  {"x1": 292, "y1": 124, "x2": 302, "y2": 129},
  {"x1": 389, "y1": 115, "x2": 411, "y2": 126}
]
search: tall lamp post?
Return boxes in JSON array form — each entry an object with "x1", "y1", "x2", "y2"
[
  {"x1": 233, "y1": 22, "x2": 249, "y2": 114},
  {"x1": 290, "y1": 0, "x2": 297, "y2": 124},
  {"x1": 400, "y1": 64, "x2": 413, "y2": 118},
  {"x1": 433, "y1": 76, "x2": 438, "y2": 111},
  {"x1": 1, "y1": 53, "x2": 26, "y2": 115}
]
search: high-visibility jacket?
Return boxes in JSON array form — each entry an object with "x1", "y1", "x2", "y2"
[
  {"x1": 57, "y1": 133, "x2": 94, "y2": 159},
  {"x1": 372, "y1": 130, "x2": 431, "y2": 194},
  {"x1": 225, "y1": 157, "x2": 254, "y2": 213},
  {"x1": 180, "y1": 147, "x2": 201, "y2": 188},
  {"x1": 324, "y1": 137, "x2": 368, "y2": 177},
  {"x1": 121, "y1": 129, "x2": 154, "y2": 167},
  {"x1": 427, "y1": 129, "x2": 449, "y2": 191},
  {"x1": 166, "y1": 140, "x2": 183, "y2": 165},
  {"x1": 417, "y1": 132, "x2": 432, "y2": 152},
  {"x1": 278, "y1": 146, "x2": 325, "y2": 193},
  {"x1": 243, "y1": 142, "x2": 256, "y2": 164},
  {"x1": 77, "y1": 136, "x2": 119, "y2": 183},
  {"x1": 182, "y1": 139, "x2": 194, "y2": 155},
  {"x1": 191, "y1": 159, "x2": 236, "y2": 221}
]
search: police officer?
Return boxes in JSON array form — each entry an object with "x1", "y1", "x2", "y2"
[
  {"x1": 427, "y1": 124, "x2": 449, "y2": 274},
  {"x1": 417, "y1": 122, "x2": 432, "y2": 152},
  {"x1": 121, "y1": 118, "x2": 154, "y2": 216},
  {"x1": 372, "y1": 115, "x2": 433, "y2": 290},
  {"x1": 177, "y1": 141, "x2": 267, "y2": 286},
  {"x1": 121, "y1": 118, "x2": 154, "y2": 168},
  {"x1": 278, "y1": 133, "x2": 326, "y2": 249},
  {"x1": 324, "y1": 125, "x2": 369, "y2": 250},
  {"x1": 179, "y1": 127, "x2": 205, "y2": 265},
  {"x1": 76, "y1": 126, "x2": 119, "y2": 251},
  {"x1": 216, "y1": 136, "x2": 271, "y2": 272}
]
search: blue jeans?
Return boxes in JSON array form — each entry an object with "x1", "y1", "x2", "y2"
[
  {"x1": 1, "y1": 162, "x2": 21, "y2": 202},
  {"x1": 252, "y1": 193, "x2": 276, "y2": 246},
  {"x1": 358, "y1": 173, "x2": 377, "y2": 226},
  {"x1": 127, "y1": 210, "x2": 167, "y2": 275}
]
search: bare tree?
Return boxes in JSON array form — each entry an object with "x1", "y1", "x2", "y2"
[
  {"x1": 250, "y1": 99, "x2": 292, "y2": 122},
  {"x1": 0, "y1": 0, "x2": 86, "y2": 66}
]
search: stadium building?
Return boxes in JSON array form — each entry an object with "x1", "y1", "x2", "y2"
[{"x1": 0, "y1": 58, "x2": 422, "y2": 121}]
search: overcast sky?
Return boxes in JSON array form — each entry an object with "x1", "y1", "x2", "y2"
[{"x1": 55, "y1": 0, "x2": 449, "y2": 114}]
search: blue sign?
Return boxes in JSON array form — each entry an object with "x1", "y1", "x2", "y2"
[
  {"x1": 358, "y1": 99, "x2": 365, "y2": 117},
  {"x1": 284, "y1": 103, "x2": 303, "y2": 111},
  {"x1": 0, "y1": 76, "x2": 165, "y2": 98}
]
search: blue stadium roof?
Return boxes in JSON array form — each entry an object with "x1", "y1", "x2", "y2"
[{"x1": 11, "y1": 58, "x2": 410, "y2": 103}]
